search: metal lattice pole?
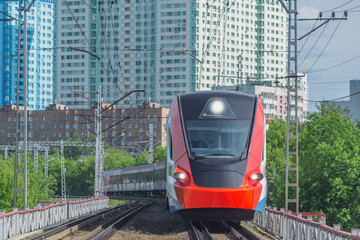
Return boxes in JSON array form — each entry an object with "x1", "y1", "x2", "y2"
[
  {"x1": 94, "y1": 86, "x2": 103, "y2": 197},
  {"x1": 148, "y1": 124, "x2": 153, "y2": 163},
  {"x1": 60, "y1": 140, "x2": 66, "y2": 202},
  {"x1": 34, "y1": 149, "x2": 38, "y2": 169},
  {"x1": 14, "y1": 0, "x2": 30, "y2": 209},
  {"x1": 94, "y1": 104, "x2": 99, "y2": 196},
  {"x1": 44, "y1": 150, "x2": 49, "y2": 176},
  {"x1": 5, "y1": 148, "x2": 8, "y2": 160},
  {"x1": 285, "y1": 0, "x2": 299, "y2": 213}
]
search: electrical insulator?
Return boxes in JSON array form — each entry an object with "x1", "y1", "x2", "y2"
[
  {"x1": 332, "y1": 11, "x2": 335, "y2": 18},
  {"x1": 344, "y1": 11, "x2": 348, "y2": 17},
  {"x1": 319, "y1": 12, "x2": 322, "y2": 18}
]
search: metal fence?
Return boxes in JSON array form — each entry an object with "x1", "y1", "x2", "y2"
[
  {"x1": 253, "y1": 207, "x2": 360, "y2": 240},
  {"x1": 0, "y1": 197, "x2": 109, "y2": 239}
]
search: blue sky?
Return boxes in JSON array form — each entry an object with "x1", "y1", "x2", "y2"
[{"x1": 297, "y1": 0, "x2": 360, "y2": 111}]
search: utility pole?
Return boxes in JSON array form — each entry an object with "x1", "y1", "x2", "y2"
[
  {"x1": 278, "y1": 0, "x2": 299, "y2": 213},
  {"x1": 34, "y1": 148, "x2": 38, "y2": 169},
  {"x1": 237, "y1": 55, "x2": 242, "y2": 88},
  {"x1": 94, "y1": 86, "x2": 103, "y2": 197},
  {"x1": 279, "y1": 0, "x2": 347, "y2": 213},
  {"x1": 60, "y1": 140, "x2": 66, "y2": 202},
  {"x1": 285, "y1": 0, "x2": 300, "y2": 214},
  {"x1": 13, "y1": 0, "x2": 34, "y2": 210},
  {"x1": 148, "y1": 123, "x2": 153, "y2": 163}
]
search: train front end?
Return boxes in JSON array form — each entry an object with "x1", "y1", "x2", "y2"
[{"x1": 166, "y1": 91, "x2": 266, "y2": 220}]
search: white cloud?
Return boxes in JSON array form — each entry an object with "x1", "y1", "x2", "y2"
[{"x1": 298, "y1": 6, "x2": 320, "y2": 19}]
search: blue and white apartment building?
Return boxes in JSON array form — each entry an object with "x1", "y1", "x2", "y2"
[
  {"x1": 0, "y1": 0, "x2": 54, "y2": 110},
  {"x1": 55, "y1": 0, "x2": 288, "y2": 109}
]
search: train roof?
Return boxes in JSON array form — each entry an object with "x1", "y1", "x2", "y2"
[
  {"x1": 178, "y1": 90, "x2": 257, "y2": 120},
  {"x1": 104, "y1": 161, "x2": 165, "y2": 175},
  {"x1": 178, "y1": 90, "x2": 256, "y2": 100}
]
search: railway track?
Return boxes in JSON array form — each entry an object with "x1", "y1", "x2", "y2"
[
  {"x1": 28, "y1": 201, "x2": 153, "y2": 240},
  {"x1": 186, "y1": 220, "x2": 213, "y2": 240},
  {"x1": 186, "y1": 220, "x2": 263, "y2": 240},
  {"x1": 90, "y1": 201, "x2": 153, "y2": 239}
]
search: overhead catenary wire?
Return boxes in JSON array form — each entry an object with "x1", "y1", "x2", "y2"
[
  {"x1": 298, "y1": 20, "x2": 329, "y2": 69},
  {"x1": 62, "y1": 0, "x2": 91, "y2": 46},
  {"x1": 308, "y1": 53, "x2": 360, "y2": 73},
  {"x1": 297, "y1": 20, "x2": 318, "y2": 55},
  {"x1": 305, "y1": 20, "x2": 342, "y2": 74},
  {"x1": 279, "y1": 86, "x2": 360, "y2": 103},
  {"x1": 322, "y1": 0, "x2": 355, "y2": 13},
  {"x1": 98, "y1": 6, "x2": 122, "y2": 95}
]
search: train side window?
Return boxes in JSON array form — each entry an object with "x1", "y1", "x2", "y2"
[
  {"x1": 168, "y1": 165, "x2": 172, "y2": 177},
  {"x1": 168, "y1": 128, "x2": 175, "y2": 160}
]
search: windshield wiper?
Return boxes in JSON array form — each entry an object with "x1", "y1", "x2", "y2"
[
  {"x1": 194, "y1": 153, "x2": 236, "y2": 160},
  {"x1": 239, "y1": 133, "x2": 251, "y2": 161},
  {"x1": 239, "y1": 147, "x2": 248, "y2": 161}
]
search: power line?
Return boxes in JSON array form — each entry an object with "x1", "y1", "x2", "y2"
[
  {"x1": 305, "y1": 20, "x2": 342, "y2": 74},
  {"x1": 280, "y1": 86, "x2": 360, "y2": 103},
  {"x1": 309, "y1": 80, "x2": 349, "y2": 85},
  {"x1": 308, "y1": 53, "x2": 360, "y2": 73},
  {"x1": 62, "y1": 0, "x2": 90, "y2": 46},
  {"x1": 298, "y1": 20, "x2": 329, "y2": 69},
  {"x1": 322, "y1": 0, "x2": 355, "y2": 13},
  {"x1": 334, "y1": 3, "x2": 360, "y2": 13},
  {"x1": 298, "y1": 20, "x2": 318, "y2": 55}
]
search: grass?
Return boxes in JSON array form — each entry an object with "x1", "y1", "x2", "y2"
[{"x1": 109, "y1": 199, "x2": 126, "y2": 207}]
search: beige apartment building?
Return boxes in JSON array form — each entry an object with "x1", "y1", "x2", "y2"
[{"x1": 0, "y1": 103, "x2": 169, "y2": 153}]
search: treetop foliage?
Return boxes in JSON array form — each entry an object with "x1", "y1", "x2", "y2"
[{"x1": 266, "y1": 102, "x2": 360, "y2": 230}]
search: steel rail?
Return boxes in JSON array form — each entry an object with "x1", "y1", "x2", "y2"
[
  {"x1": 186, "y1": 220, "x2": 213, "y2": 240},
  {"x1": 225, "y1": 221, "x2": 262, "y2": 240},
  {"x1": 28, "y1": 202, "x2": 136, "y2": 240},
  {"x1": 90, "y1": 201, "x2": 154, "y2": 240},
  {"x1": 186, "y1": 220, "x2": 202, "y2": 240}
]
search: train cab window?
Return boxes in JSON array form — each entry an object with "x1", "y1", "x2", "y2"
[{"x1": 186, "y1": 119, "x2": 252, "y2": 160}]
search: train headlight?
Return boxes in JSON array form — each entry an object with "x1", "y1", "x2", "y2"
[
  {"x1": 210, "y1": 100, "x2": 225, "y2": 114},
  {"x1": 174, "y1": 172, "x2": 186, "y2": 180},
  {"x1": 250, "y1": 173, "x2": 264, "y2": 181},
  {"x1": 200, "y1": 98, "x2": 235, "y2": 118},
  {"x1": 173, "y1": 169, "x2": 190, "y2": 185}
]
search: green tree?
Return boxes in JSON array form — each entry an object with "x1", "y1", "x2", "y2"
[
  {"x1": 104, "y1": 148, "x2": 135, "y2": 170},
  {"x1": 299, "y1": 102, "x2": 360, "y2": 230},
  {"x1": 154, "y1": 146, "x2": 167, "y2": 162},
  {"x1": 0, "y1": 157, "x2": 15, "y2": 212},
  {"x1": 65, "y1": 157, "x2": 95, "y2": 196},
  {"x1": 0, "y1": 153, "x2": 54, "y2": 212},
  {"x1": 63, "y1": 130, "x2": 96, "y2": 159},
  {"x1": 134, "y1": 152, "x2": 149, "y2": 165},
  {"x1": 266, "y1": 120, "x2": 287, "y2": 208}
]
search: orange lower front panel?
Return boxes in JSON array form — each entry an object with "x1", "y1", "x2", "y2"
[{"x1": 175, "y1": 184, "x2": 257, "y2": 210}]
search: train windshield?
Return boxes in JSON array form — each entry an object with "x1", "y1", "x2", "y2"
[{"x1": 185, "y1": 119, "x2": 252, "y2": 160}]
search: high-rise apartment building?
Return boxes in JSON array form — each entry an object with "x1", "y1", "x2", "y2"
[
  {"x1": 56, "y1": 0, "x2": 288, "y2": 109},
  {"x1": 0, "y1": 0, "x2": 54, "y2": 110},
  {"x1": 54, "y1": 0, "x2": 100, "y2": 109}
]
